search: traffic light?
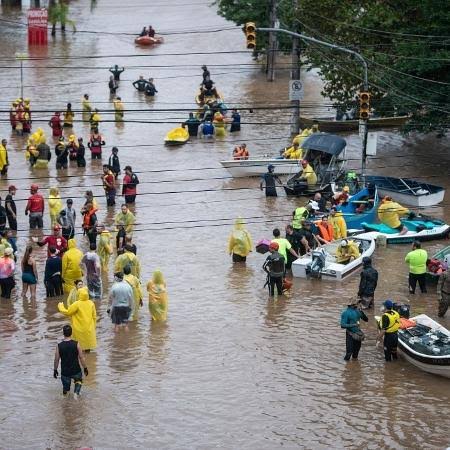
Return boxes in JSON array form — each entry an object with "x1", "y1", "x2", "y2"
[
  {"x1": 245, "y1": 22, "x2": 256, "y2": 49},
  {"x1": 359, "y1": 91, "x2": 370, "y2": 120}
]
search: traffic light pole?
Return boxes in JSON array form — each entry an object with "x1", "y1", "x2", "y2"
[
  {"x1": 257, "y1": 27, "x2": 369, "y2": 175},
  {"x1": 291, "y1": 0, "x2": 301, "y2": 135},
  {"x1": 267, "y1": 0, "x2": 278, "y2": 81}
]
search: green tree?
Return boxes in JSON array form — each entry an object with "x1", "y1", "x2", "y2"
[{"x1": 216, "y1": 0, "x2": 450, "y2": 134}]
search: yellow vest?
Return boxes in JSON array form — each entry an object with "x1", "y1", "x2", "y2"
[{"x1": 380, "y1": 310, "x2": 400, "y2": 333}]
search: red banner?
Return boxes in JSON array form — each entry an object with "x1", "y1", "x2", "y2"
[{"x1": 28, "y1": 8, "x2": 48, "y2": 45}]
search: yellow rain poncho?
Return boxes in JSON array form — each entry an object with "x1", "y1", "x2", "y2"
[
  {"x1": 62, "y1": 239, "x2": 84, "y2": 294},
  {"x1": 97, "y1": 230, "x2": 113, "y2": 270},
  {"x1": 228, "y1": 218, "x2": 253, "y2": 258},
  {"x1": 58, "y1": 287, "x2": 97, "y2": 350},
  {"x1": 283, "y1": 145, "x2": 302, "y2": 160},
  {"x1": 114, "y1": 210, "x2": 135, "y2": 233},
  {"x1": 124, "y1": 273, "x2": 143, "y2": 321},
  {"x1": 48, "y1": 187, "x2": 63, "y2": 227},
  {"x1": 292, "y1": 128, "x2": 312, "y2": 146},
  {"x1": 67, "y1": 286, "x2": 80, "y2": 306},
  {"x1": 377, "y1": 199, "x2": 409, "y2": 229},
  {"x1": 0, "y1": 141, "x2": 7, "y2": 172},
  {"x1": 329, "y1": 211, "x2": 347, "y2": 239},
  {"x1": 113, "y1": 99, "x2": 124, "y2": 122},
  {"x1": 336, "y1": 240, "x2": 360, "y2": 264},
  {"x1": 114, "y1": 250, "x2": 141, "y2": 278},
  {"x1": 147, "y1": 270, "x2": 168, "y2": 321},
  {"x1": 301, "y1": 163, "x2": 317, "y2": 186},
  {"x1": 82, "y1": 97, "x2": 92, "y2": 113}
]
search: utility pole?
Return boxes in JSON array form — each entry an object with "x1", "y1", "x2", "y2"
[
  {"x1": 267, "y1": 0, "x2": 277, "y2": 81},
  {"x1": 291, "y1": 0, "x2": 301, "y2": 135}
]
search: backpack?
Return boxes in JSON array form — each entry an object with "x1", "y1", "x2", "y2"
[{"x1": 131, "y1": 173, "x2": 140, "y2": 185}]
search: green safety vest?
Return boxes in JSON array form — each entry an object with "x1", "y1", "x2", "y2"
[{"x1": 292, "y1": 207, "x2": 308, "y2": 229}]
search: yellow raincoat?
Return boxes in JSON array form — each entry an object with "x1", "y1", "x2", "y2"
[
  {"x1": 67, "y1": 286, "x2": 79, "y2": 306},
  {"x1": 62, "y1": 239, "x2": 84, "y2": 293},
  {"x1": 336, "y1": 240, "x2": 360, "y2": 263},
  {"x1": 377, "y1": 200, "x2": 409, "y2": 229},
  {"x1": 114, "y1": 210, "x2": 135, "y2": 233},
  {"x1": 97, "y1": 230, "x2": 113, "y2": 270},
  {"x1": 124, "y1": 273, "x2": 143, "y2": 321},
  {"x1": 147, "y1": 270, "x2": 168, "y2": 321},
  {"x1": 283, "y1": 145, "x2": 302, "y2": 160},
  {"x1": 301, "y1": 163, "x2": 317, "y2": 186},
  {"x1": 113, "y1": 99, "x2": 124, "y2": 122},
  {"x1": 329, "y1": 211, "x2": 347, "y2": 239},
  {"x1": 114, "y1": 250, "x2": 141, "y2": 278},
  {"x1": 58, "y1": 287, "x2": 97, "y2": 350},
  {"x1": 48, "y1": 187, "x2": 63, "y2": 227},
  {"x1": 228, "y1": 218, "x2": 253, "y2": 258},
  {"x1": 0, "y1": 142, "x2": 7, "y2": 172},
  {"x1": 82, "y1": 97, "x2": 92, "y2": 113},
  {"x1": 292, "y1": 128, "x2": 312, "y2": 146}
]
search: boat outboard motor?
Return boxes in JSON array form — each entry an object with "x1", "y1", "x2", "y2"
[
  {"x1": 393, "y1": 303, "x2": 410, "y2": 319},
  {"x1": 306, "y1": 249, "x2": 326, "y2": 279}
]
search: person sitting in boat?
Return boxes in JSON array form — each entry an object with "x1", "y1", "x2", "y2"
[
  {"x1": 335, "y1": 239, "x2": 360, "y2": 264},
  {"x1": 233, "y1": 144, "x2": 249, "y2": 160},
  {"x1": 292, "y1": 128, "x2": 312, "y2": 146},
  {"x1": 297, "y1": 159, "x2": 317, "y2": 186},
  {"x1": 139, "y1": 27, "x2": 148, "y2": 37},
  {"x1": 282, "y1": 142, "x2": 302, "y2": 160},
  {"x1": 148, "y1": 26, "x2": 155, "y2": 37},
  {"x1": 329, "y1": 207, "x2": 347, "y2": 239},
  {"x1": 133, "y1": 75, "x2": 149, "y2": 92},
  {"x1": 200, "y1": 120, "x2": 215, "y2": 138},
  {"x1": 316, "y1": 215, "x2": 334, "y2": 244},
  {"x1": 145, "y1": 78, "x2": 158, "y2": 97},
  {"x1": 332, "y1": 186, "x2": 350, "y2": 205},
  {"x1": 377, "y1": 196, "x2": 410, "y2": 235}
]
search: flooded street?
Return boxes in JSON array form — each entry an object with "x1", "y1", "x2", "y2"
[{"x1": 0, "y1": 0, "x2": 449, "y2": 448}]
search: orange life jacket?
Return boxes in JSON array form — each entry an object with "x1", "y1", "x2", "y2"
[
  {"x1": 83, "y1": 208, "x2": 98, "y2": 230},
  {"x1": 317, "y1": 222, "x2": 334, "y2": 242},
  {"x1": 233, "y1": 146, "x2": 249, "y2": 160}
]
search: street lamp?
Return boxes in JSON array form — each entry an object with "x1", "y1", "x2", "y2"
[{"x1": 15, "y1": 52, "x2": 29, "y2": 99}]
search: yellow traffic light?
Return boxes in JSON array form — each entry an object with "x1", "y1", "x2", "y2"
[
  {"x1": 245, "y1": 22, "x2": 256, "y2": 49},
  {"x1": 359, "y1": 91, "x2": 370, "y2": 120}
]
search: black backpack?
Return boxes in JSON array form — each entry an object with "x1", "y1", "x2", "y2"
[{"x1": 131, "y1": 173, "x2": 140, "y2": 185}]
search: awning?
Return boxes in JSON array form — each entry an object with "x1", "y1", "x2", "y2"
[{"x1": 301, "y1": 133, "x2": 347, "y2": 156}]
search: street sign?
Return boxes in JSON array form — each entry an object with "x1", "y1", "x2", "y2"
[
  {"x1": 366, "y1": 132, "x2": 377, "y2": 156},
  {"x1": 27, "y1": 8, "x2": 48, "y2": 45},
  {"x1": 289, "y1": 79, "x2": 304, "y2": 101}
]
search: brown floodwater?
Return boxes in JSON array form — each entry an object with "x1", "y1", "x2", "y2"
[{"x1": 0, "y1": 1, "x2": 449, "y2": 449}]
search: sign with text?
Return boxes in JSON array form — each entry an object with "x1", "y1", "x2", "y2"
[
  {"x1": 289, "y1": 80, "x2": 304, "y2": 101},
  {"x1": 28, "y1": 8, "x2": 48, "y2": 45}
]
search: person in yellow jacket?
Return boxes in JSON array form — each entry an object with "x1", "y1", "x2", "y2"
[
  {"x1": 377, "y1": 196, "x2": 409, "y2": 235},
  {"x1": 336, "y1": 239, "x2": 360, "y2": 264},
  {"x1": 298, "y1": 159, "x2": 317, "y2": 186},
  {"x1": 292, "y1": 128, "x2": 313, "y2": 146},
  {"x1": 90, "y1": 109, "x2": 101, "y2": 131},
  {"x1": 62, "y1": 239, "x2": 84, "y2": 294},
  {"x1": 376, "y1": 299, "x2": 400, "y2": 362},
  {"x1": 228, "y1": 217, "x2": 253, "y2": 263},
  {"x1": 66, "y1": 279, "x2": 85, "y2": 307},
  {"x1": 0, "y1": 139, "x2": 8, "y2": 175},
  {"x1": 147, "y1": 269, "x2": 168, "y2": 322},
  {"x1": 97, "y1": 226, "x2": 113, "y2": 270},
  {"x1": 124, "y1": 264, "x2": 143, "y2": 321},
  {"x1": 114, "y1": 245, "x2": 141, "y2": 278},
  {"x1": 113, "y1": 96, "x2": 124, "y2": 122},
  {"x1": 82, "y1": 94, "x2": 92, "y2": 114},
  {"x1": 282, "y1": 141, "x2": 302, "y2": 160},
  {"x1": 58, "y1": 286, "x2": 97, "y2": 351},
  {"x1": 329, "y1": 207, "x2": 347, "y2": 239},
  {"x1": 48, "y1": 187, "x2": 63, "y2": 227}
]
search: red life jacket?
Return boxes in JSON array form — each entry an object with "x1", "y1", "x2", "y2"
[{"x1": 83, "y1": 208, "x2": 97, "y2": 230}]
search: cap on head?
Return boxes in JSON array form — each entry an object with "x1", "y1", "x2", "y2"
[
  {"x1": 268, "y1": 164, "x2": 275, "y2": 171},
  {"x1": 30, "y1": 184, "x2": 39, "y2": 192},
  {"x1": 269, "y1": 242, "x2": 279, "y2": 251},
  {"x1": 308, "y1": 200, "x2": 319, "y2": 210},
  {"x1": 301, "y1": 159, "x2": 308, "y2": 166},
  {"x1": 383, "y1": 299, "x2": 394, "y2": 309},
  {"x1": 343, "y1": 186, "x2": 350, "y2": 192},
  {"x1": 341, "y1": 239, "x2": 349, "y2": 246},
  {"x1": 362, "y1": 256, "x2": 372, "y2": 266}
]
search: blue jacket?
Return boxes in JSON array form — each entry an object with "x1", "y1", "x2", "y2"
[{"x1": 340, "y1": 306, "x2": 368, "y2": 333}]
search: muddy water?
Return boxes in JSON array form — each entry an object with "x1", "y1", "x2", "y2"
[{"x1": 0, "y1": 1, "x2": 449, "y2": 449}]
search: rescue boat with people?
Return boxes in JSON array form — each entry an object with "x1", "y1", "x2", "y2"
[
  {"x1": 195, "y1": 90, "x2": 223, "y2": 106},
  {"x1": 339, "y1": 186, "x2": 380, "y2": 230},
  {"x1": 164, "y1": 127, "x2": 189, "y2": 145},
  {"x1": 291, "y1": 237, "x2": 375, "y2": 280},
  {"x1": 220, "y1": 157, "x2": 301, "y2": 177},
  {"x1": 134, "y1": 36, "x2": 164, "y2": 46},
  {"x1": 364, "y1": 175, "x2": 445, "y2": 207},
  {"x1": 397, "y1": 314, "x2": 450, "y2": 379},
  {"x1": 357, "y1": 213, "x2": 450, "y2": 244},
  {"x1": 284, "y1": 133, "x2": 347, "y2": 196}
]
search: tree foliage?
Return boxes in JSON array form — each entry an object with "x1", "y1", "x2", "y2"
[{"x1": 216, "y1": 0, "x2": 450, "y2": 134}]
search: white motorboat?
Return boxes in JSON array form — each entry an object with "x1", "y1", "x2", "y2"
[
  {"x1": 397, "y1": 314, "x2": 450, "y2": 379},
  {"x1": 365, "y1": 176, "x2": 445, "y2": 207},
  {"x1": 220, "y1": 158, "x2": 300, "y2": 177},
  {"x1": 291, "y1": 237, "x2": 375, "y2": 280}
]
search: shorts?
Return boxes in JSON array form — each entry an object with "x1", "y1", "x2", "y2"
[
  {"x1": 111, "y1": 306, "x2": 130, "y2": 325},
  {"x1": 29, "y1": 212, "x2": 43, "y2": 229},
  {"x1": 22, "y1": 272, "x2": 37, "y2": 285}
]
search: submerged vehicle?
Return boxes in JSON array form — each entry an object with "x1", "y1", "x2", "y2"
[{"x1": 284, "y1": 133, "x2": 347, "y2": 196}]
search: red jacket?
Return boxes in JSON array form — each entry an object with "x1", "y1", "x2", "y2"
[
  {"x1": 122, "y1": 174, "x2": 137, "y2": 195},
  {"x1": 39, "y1": 235, "x2": 67, "y2": 257},
  {"x1": 26, "y1": 194, "x2": 45, "y2": 213}
]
